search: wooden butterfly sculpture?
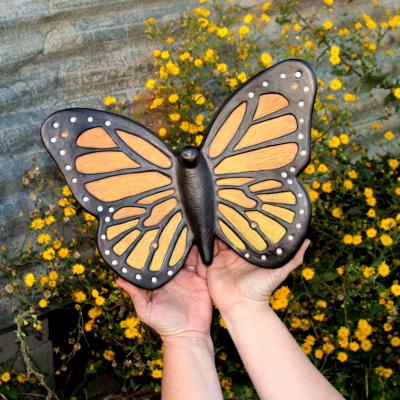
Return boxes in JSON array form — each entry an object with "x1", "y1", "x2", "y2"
[{"x1": 41, "y1": 59, "x2": 317, "y2": 289}]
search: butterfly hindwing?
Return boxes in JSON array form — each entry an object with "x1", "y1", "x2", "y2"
[
  {"x1": 202, "y1": 59, "x2": 317, "y2": 267},
  {"x1": 41, "y1": 108, "x2": 193, "y2": 288}
]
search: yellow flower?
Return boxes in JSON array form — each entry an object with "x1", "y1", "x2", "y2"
[
  {"x1": 361, "y1": 340, "x2": 372, "y2": 351},
  {"x1": 104, "y1": 96, "x2": 117, "y2": 106},
  {"x1": 151, "y1": 369, "x2": 163, "y2": 379},
  {"x1": 58, "y1": 247, "x2": 69, "y2": 258},
  {"x1": 363, "y1": 266, "x2": 375, "y2": 278},
  {"x1": 302, "y1": 268, "x2": 315, "y2": 281},
  {"x1": 324, "y1": 0, "x2": 334, "y2": 5},
  {"x1": 64, "y1": 206, "x2": 76, "y2": 217},
  {"x1": 322, "y1": 342, "x2": 335, "y2": 354},
  {"x1": 24, "y1": 272, "x2": 35, "y2": 287},
  {"x1": 195, "y1": 135, "x2": 203, "y2": 146},
  {"x1": 390, "y1": 337, "x2": 400, "y2": 347},
  {"x1": 149, "y1": 97, "x2": 163, "y2": 109},
  {"x1": 16, "y1": 373, "x2": 26, "y2": 384},
  {"x1": 270, "y1": 286, "x2": 292, "y2": 310},
  {"x1": 343, "y1": 234, "x2": 353, "y2": 244},
  {"x1": 322, "y1": 181, "x2": 333, "y2": 193},
  {"x1": 49, "y1": 271, "x2": 58, "y2": 280},
  {"x1": 216, "y1": 26, "x2": 229, "y2": 38},
  {"x1": 384, "y1": 130, "x2": 395, "y2": 141},
  {"x1": 305, "y1": 164, "x2": 315, "y2": 174},
  {"x1": 192, "y1": 93, "x2": 206, "y2": 105},
  {"x1": 95, "y1": 296, "x2": 106, "y2": 306},
  {"x1": 328, "y1": 136, "x2": 341, "y2": 148},
  {"x1": 388, "y1": 159, "x2": 399, "y2": 170},
  {"x1": 364, "y1": 187, "x2": 373, "y2": 198},
  {"x1": 158, "y1": 127, "x2": 167, "y2": 137},
  {"x1": 318, "y1": 163, "x2": 328, "y2": 173},
  {"x1": 153, "y1": 49, "x2": 161, "y2": 58},
  {"x1": 216, "y1": 63, "x2": 227, "y2": 73},
  {"x1": 194, "y1": 58, "x2": 204, "y2": 67},
  {"x1": 261, "y1": 13, "x2": 270, "y2": 23},
  {"x1": 378, "y1": 261, "x2": 390, "y2": 277},
  {"x1": 375, "y1": 366, "x2": 393, "y2": 378},
  {"x1": 332, "y1": 207, "x2": 342, "y2": 218},
  {"x1": 37, "y1": 233, "x2": 51, "y2": 245},
  {"x1": 366, "y1": 228, "x2": 377, "y2": 238},
  {"x1": 169, "y1": 113, "x2": 181, "y2": 122},
  {"x1": 343, "y1": 93, "x2": 356, "y2": 102},
  {"x1": 260, "y1": 52, "x2": 273, "y2": 67},
  {"x1": 367, "y1": 208, "x2": 376, "y2": 218},
  {"x1": 329, "y1": 45, "x2": 341, "y2": 65},
  {"x1": 84, "y1": 212, "x2": 95, "y2": 222},
  {"x1": 348, "y1": 170, "x2": 358, "y2": 179},
  {"x1": 353, "y1": 234, "x2": 362, "y2": 245},
  {"x1": 314, "y1": 349, "x2": 324, "y2": 359},
  {"x1": 329, "y1": 79, "x2": 342, "y2": 90},
  {"x1": 239, "y1": 25, "x2": 250, "y2": 38},
  {"x1": 160, "y1": 50, "x2": 169, "y2": 59},
  {"x1": 92, "y1": 289, "x2": 99, "y2": 298},
  {"x1": 42, "y1": 248, "x2": 54, "y2": 263},
  {"x1": 179, "y1": 51, "x2": 190, "y2": 61},
  {"x1": 85, "y1": 320, "x2": 94, "y2": 332},
  {"x1": 349, "y1": 341, "x2": 359, "y2": 352},
  {"x1": 45, "y1": 215, "x2": 55, "y2": 225},
  {"x1": 380, "y1": 234, "x2": 393, "y2": 246},
  {"x1": 339, "y1": 133, "x2": 349, "y2": 144},
  {"x1": 146, "y1": 79, "x2": 156, "y2": 90},
  {"x1": 344, "y1": 179, "x2": 353, "y2": 190},
  {"x1": 237, "y1": 72, "x2": 247, "y2": 83},
  {"x1": 1, "y1": 371, "x2": 11, "y2": 382},
  {"x1": 229, "y1": 78, "x2": 238, "y2": 88},
  {"x1": 73, "y1": 291, "x2": 87, "y2": 303},
  {"x1": 88, "y1": 307, "x2": 102, "y2": 319},
  {"x1": 72, "y1": 263, "x2": 85, "y2": 275},
  {"x1": 393, "y1": 88, "x2": 400, "y2": 99},
  {"x1": 322, "y1": 20, "x2": 334, "y2": 30},
  {"x1": 197, "y1": 17, "x2": 209, "y2": 28},
  {"x1": 337, "y1": 266, "x2": 345, "y2": 275},
  {"x1": 38, "y1": 299, "x2": 48, "y2": 308},
  {"x1": 31, "y1": 218, "x2": 45, "y2": 230},
  {"x1": 243, "y1": 14, "x2": 253, "y2": 24},
  {"x1": 391, "y1": 283, "x2": 400, "y2": 296},
  {"x1": 337, "y1": 352, "x2": 348, "y2": 362},
  {"x1": 383, "y1": 322, "x2": 393, "y2": 332},
  {"x1": 166, "y1": 61, "x2": 180, "y2": 76},
  {"x1": 380, "y1": 218, "x2": 396, "y2": 230},
  {"x1": 103, "y1": 349, "x2": 115, "y2": 361}
]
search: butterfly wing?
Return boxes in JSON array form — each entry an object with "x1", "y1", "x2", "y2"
[
  {"x1": 202, "y1": 59, "x2": 317, "y2": 268},
  {"x1": 41, "y1": 108, "x2": 193, "y2": 289}
]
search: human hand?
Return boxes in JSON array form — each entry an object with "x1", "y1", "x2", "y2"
[
  {"x1": 206, "y1": 239, "x2": 311, "y2": 316},
  {"x1": 116, "y1": 246, "x2": 212, "y2": 341}
]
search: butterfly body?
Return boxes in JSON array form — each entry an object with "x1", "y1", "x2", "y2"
[
  {"x1": 41, "y1": 59, "x2": 317, "y2": 289},
  {"x1": 177, "y1": 146, "x2": 215, "y2": 265}
]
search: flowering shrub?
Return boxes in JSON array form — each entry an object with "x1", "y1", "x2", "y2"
[{"x1": 1, "y1": 0, "x2": 399, "y2": 398}]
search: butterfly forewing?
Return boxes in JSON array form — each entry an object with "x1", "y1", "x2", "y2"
[
  {"x1": 202, "y1": 59, "x2": 317, "y2": 267},
  {"x1": 41, "y1": 109, "x2": 193, "y2": 288}
]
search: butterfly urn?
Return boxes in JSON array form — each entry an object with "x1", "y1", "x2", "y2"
[{"x1": 41, "y1": 59, "x2": 317, "y2": 289}]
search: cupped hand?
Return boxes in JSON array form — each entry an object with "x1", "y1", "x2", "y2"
[
  {"x1": 206, "y1": 239, "x2": 311, "y2": 315},
  {"x1": 116, "y1": 246, "x2": 212, "y2": 341}
]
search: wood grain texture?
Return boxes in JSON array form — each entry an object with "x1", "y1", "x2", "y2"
[
  {"x1": 76, "y1": 127, "x2": 117, "y2": 148},
  {"x1": 250, "y1": 179, "x2": 282, "y2": 192},
  {"x1": 208, "y1": 102, "x2": 246, "y2": 158},
  {"x1": 214, "y1": 143, "x2": 298, "y2": 174},
  {"x1": 253, "y1": 93, "x2": 289, "y2": 120},
  {"x1": 144, "y1": 198, "x2": 177, "y2": 226},
  {"x1": 216, "y1": 177, "x2": 253, "y2": 186},
  {"x1": 117, "y1": 130, "x2": 171, "y2": 168},
  {"x1": 85, "y1": 172, "x2": 171, "y2": 202},
  {"x1": 219, "y1": 189, "x2": 256, "y2": 208},
  {"x1": 149, "y1": 212, "x2": 182, "y2": 271},
  {"x1": 246, "y1": 210, "x2": 286, "y2": 244},
  {"x1": 75, "y1": 151, "x2": 139, "y2": 174},
  {"x1": 234, "y1": 114, "x2": 297, "y2": 150},
  {"x1": 219, "y1": 220, "x2": 246, "y2": 251},
  {"x1": 113, "y1": 229, "x2": 140, "y2": 255},
  {"x1": 258, "y1": 191, "x2": 297, "y2": 205},
  {"x1": 106, "y1": 219, "x2": 139, "y2": 240},
  {"x1": 262, "y1": 203, "x2": 295, "y2": 223},
  {"x1": 113, "y1": 207, "x2": 145, "y2": 220},
  {"x1": 169, "y1": 227, "x2": 188, "y2": 266},
  {"x1": 218, "y1": 204, "x2": 267, "y2": 251},
  {"x1": 126, "y1": 229, "x2": 158, "y2": 269},
  {"x1": 138, "y1": 189, "x2": 175, "y2": 205}
]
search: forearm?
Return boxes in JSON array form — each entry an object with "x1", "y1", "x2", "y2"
[
  {"x1": 161, "y1": 333, "x2": 223, "y2": 400},
  {"x1": 222, "y1": 302, "x2": 344, "y2": 400}
]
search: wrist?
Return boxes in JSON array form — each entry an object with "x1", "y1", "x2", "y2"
[
  {"x1": 161, "y1": 331, "x2": 213, "y2": 351},
  {"x1": 219, "y1": 300, "x2": 274, "y2": 326}
]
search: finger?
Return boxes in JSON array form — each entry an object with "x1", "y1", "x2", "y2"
[
  {"x1": 216, "y1": 239, "x2": 229, "y2": 251},
  {"x1": 116, "y1": 278, "x2": 149, "y2": 313},
  {"x1": 281, "y1": 239, "x2": 311, "y2": 274},
  {"x1": 185, "y1": 245, "x2": 198, "y2": 267}
]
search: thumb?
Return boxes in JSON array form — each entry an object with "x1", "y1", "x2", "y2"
[
  {"x1": 116, "y1": 278, "x2": 149, "y2": 315},
  {"x1": 280, "y1": 239, "x2": 311, "y2": 275}
]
